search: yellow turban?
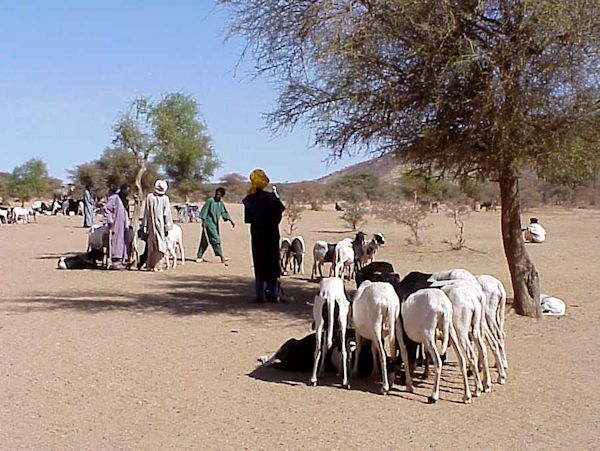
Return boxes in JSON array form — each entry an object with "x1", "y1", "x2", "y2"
[{"x1": 248, "y1": 169, "x2": 270, "y2": 194}]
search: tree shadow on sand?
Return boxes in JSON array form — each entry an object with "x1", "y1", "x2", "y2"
[{"x1": 3, "y1": 275, "x2": 318, "y2": 325}]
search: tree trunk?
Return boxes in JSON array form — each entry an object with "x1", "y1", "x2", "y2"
[
  {"x1": 499, "y1": 166, "x2": 542, "y2": 318},
  {"x1": 130, "y1": 162, "x2": 147, "y2": 267}
]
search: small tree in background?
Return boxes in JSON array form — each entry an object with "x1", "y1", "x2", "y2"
[
  {"x1": 443, "y1": 205, "x2": 470, "y2": 250},
  {"x1": 341, "y1": 204, "x2": 368, "y2": 232},
  {"x1": 284, "y1": 197, "x2": 304, "y2": 235},
  {"x1": 375, "y1": 203, "x2": 431, "y2": 246},
  {"x1": 9, "y1": 158, "x2": 50, "y2": 206}
]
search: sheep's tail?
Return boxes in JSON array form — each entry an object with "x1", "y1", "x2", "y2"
[
  {"x1": 326, "y1": 296, "x2": 335, "y2": 350},
  {"x1": 440, "y1": 309, "x2": 451, "y2": 356},
  {"x1": 386, "y1": 304, "x2": 397, "y2": 359},
  {"x1": 497, "y1": 281, "x2": 507, "y2": 337}
]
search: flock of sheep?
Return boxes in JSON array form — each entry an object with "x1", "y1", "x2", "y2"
[{"x1": 272, "y1": 232, "x2": 508, "y2": 404}]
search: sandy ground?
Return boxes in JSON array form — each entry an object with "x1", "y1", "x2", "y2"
[{"x1": 1, "y1": 204, "x2": 600, "y2": 450}]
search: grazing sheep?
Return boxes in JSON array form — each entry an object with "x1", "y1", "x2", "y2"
[
  {"x1": 397, "y1": 288, "x2": 472, "y2": 404},
  {"x1": 290, "y1": 236, "x2": 305, "y2": 274},
  {"x1": 311, "y1": 240, "x2": 336, "y2": 279},
  {"x1": 334, "y1": 238, "x2": 355, "y2": 280},
  {"x1": 352, "y1": 280, "x2": 400, "y2": 394},
  {"x1": 432, "y1": 280, "x2": 492, "y2": 395},
  {"x1": 476, "y1": 275, "x2": 508, "y2": 371},
  {"x1": 280, "y1": 238, "x2": 291, "y2": 274},
  {"x1": 310, "y1": 277, "x2": 351, "y2": 388}
]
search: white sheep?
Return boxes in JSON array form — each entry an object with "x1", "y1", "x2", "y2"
[
  {"x1": 432, "y1": 280, "x2": 493, "y2": 395},
  {"x1": 476, "y1": 275, "x2": 508, "y2": 371},
  {"x1": 397, "y1": 288, "x2": 472, "y2": 404},
  {"x1": 351, "y1": 280, "x2": 400, "y2": 394},
  {"x1": 334, "y1": 238, "x2": 354, "y2": 279},
  {"x1": 166, "y1": 224, "x2": 185, "y2": 269},
  {"x1": 310, "y1": 277, "x2": 351, "y2": 388},
  {"x1": 430, "y1": 269, "x2": 507, "y2": 384}
]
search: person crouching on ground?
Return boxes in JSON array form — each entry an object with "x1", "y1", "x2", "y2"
[
  {"x1": 196, "y1": 187, "x2": 235, "y2": 265},
  {"x1": 143, "y1": 180, "x2": 173, "y2": 272},
  {"x1": 242, "y1": 169, "x2": 285, "y2": 303},
  {"x1": 102, "y1": 184, "x2": 131, "y2": 270},
  {"x1": 523, "y1": 217, "x2": 546, "y2": 243}
]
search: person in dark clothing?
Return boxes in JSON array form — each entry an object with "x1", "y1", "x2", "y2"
[{"x1": 242, "y1": 169, "x2": 285, "y2": 303}]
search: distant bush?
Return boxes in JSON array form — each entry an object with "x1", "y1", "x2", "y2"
[{"x1": 341, "y1": 204, "x2": 368, "y2": 231}]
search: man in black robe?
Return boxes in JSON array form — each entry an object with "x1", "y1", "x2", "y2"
[{"x1": 243, "y1": 169, "x2": 285, "y2": 303}]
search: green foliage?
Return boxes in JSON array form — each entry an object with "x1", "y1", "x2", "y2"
[
  {"x1": 399, "y1": 170, "x2": 460, "y2": 201},
  {"x1": 9, "y1": 158, "x2": 50, "y2": 203},
  {"x1": 153, "y1": 93, "x2": 220, "y2": 200},
  {"x1": 69, "y1": 148, "x2": 161, "y2": 198},
  {"x1": 329, "y1": 172, "x2": 381, "y2": 203}
]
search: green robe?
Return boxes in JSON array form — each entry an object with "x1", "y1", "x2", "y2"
[{"x1": 197, "y1": 197, "x2": 231, "y2": 258}]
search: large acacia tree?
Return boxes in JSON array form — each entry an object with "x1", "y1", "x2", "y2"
[{"x1": 222, "y1": 0, "x2": 600, "y2": 317}]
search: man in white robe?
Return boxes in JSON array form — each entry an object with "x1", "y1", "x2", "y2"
[
  {"x1": 143, "y1": 180, "x2": 173, "y2": 271},
  {"x1": 523, "y1": 217, "x2": 546, "y2": 243}
]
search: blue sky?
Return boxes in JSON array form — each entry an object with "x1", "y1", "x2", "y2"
[{"x1": 0, "y1": 1, "x2": 368, "y2": 182}]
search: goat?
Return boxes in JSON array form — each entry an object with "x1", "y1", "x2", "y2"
[
  {"x1": 0, "y1": 208, "x2": 8, "y2": 224},
  {"x1": 57, "y1": 253, "x2": 98, "y2": 270},
  {"x1": 352, "y1": 231, "x2": 367, "y2": 274},
  {"x1": 12, "y1": 207, "x2": 32, "y2": 224},
  {"x1": 334, "y1": 238, "x2": 355, "y2": 280},
  {"x1": 290, "y1": 236, "x2": 305, "y2": 274},
  {"x1": 310, "y1": 277, "x2": 350, "y2": 388},
  {"x1": 397, "y1": 288, "x2": 472, "y2": 404},
  {"x1": 311, "y1": 240, "x2": 336, "y2": 279},
  {"x1": 165, "y1": 224, "x2": 185, "y2": 269},
  {"x1": 280, "y1": 238, "x2": 291, "y2": 274},
  {"x1": 363, "y1": 233, "x2": 385, "y2": 265},
  {"x1": 351, "y1": 280, "x2": 400, "y2": 394}
]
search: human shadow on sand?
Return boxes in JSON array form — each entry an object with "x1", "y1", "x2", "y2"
[{"x1": 5, "y1": 275, "x2": 318, "y2": 325}]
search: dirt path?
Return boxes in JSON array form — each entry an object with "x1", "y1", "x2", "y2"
[{"x1": 1, "y1": 206, "x2": 600, "y2": 449}]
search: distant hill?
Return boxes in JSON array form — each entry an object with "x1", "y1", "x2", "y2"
[{"x1": 312, "y1": 152, "x2": 405, "y2": 184}]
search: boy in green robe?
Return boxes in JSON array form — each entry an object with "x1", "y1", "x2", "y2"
[{"x1": 196, "y1": 187, "x2": 235, "y2": 264}]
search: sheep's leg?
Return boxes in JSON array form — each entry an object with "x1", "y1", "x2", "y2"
[
  {"x1": 449, "y1": 324, "x2": 472, "y2": 404},
  {"x1": 179, "y1": 240, "x2": 185, "y2": 266},
  {"x1": 483, "y1": 321, "x2": 507, "y2": 384},
  {"x1": 339, "y1": 309, "x2": 349, "y2": 388},
  {"x1": 473, "y1": 319, "x2": 492, "y2": 393},
  {"x1": 318, "y1": 328, "x2": 328, "y2": 377},
  {"x1": 370, "y1": 341, "x2": 379, "y2": 377},
  {"x1": 463, "y1": 333, "x2": 483, "y2": 397},
  {"x1": 310, "y1": 318, "x2": 324, "y2": 386},
  {"x1": 352, "y1": 333, "x2": 362, "y2": 377},
  {"x1": 425, "y1": 335, "x2": 442, "y2": 404},
  {"x1": 374, "y1": 326, "x2": 389, "y2": 394},
  {"x1": 395, "y1": 317, "x2": 414, "y2": 392}
]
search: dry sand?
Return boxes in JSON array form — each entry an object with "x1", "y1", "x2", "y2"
[{"x1": 1, "y1": 205, "x2": 600, "y2": 449}]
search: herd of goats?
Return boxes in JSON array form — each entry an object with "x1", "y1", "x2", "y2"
[{"x1": 268, "y1": 231, "x2": 508, "y2": 404}]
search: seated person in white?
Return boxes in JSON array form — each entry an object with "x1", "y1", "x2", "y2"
[{"x1": 523, "y1": 217, "x2": 546, "y2": 243}]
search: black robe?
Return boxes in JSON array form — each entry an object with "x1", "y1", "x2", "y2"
[{"x1": 243, "y1": 189, "x2": 285, "y2": 283}]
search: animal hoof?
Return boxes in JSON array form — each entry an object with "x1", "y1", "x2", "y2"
[
  {"x1": 474, "y1": 389, "x2": 481, "y2": 398},
  {"x1": 427, "y1": 396, "x2": 437, "y2": 404},
  {"x1": 498, "y1": 376, "x2": 506, "y2": 385},
  {"x1": 467, "y1": 369, "x2": 473, "y2": 377},
  {"x1": 406, "y1": 385, "x2": 414, "y2": 393},
  {"x1": 484, "y1": 386, "x2": 492, "y2": 393},
  {"x1": 463, "y1": 397, "x2": 473, "y2": 404},
  {"x1": 380, "y1": 387, "x2": 389, "y2": 395},
  {"x1": 309, "y1": 380, "x2": 317, "y2": 387}
]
